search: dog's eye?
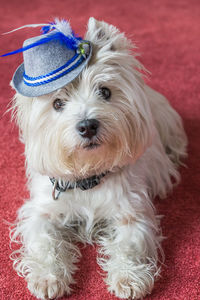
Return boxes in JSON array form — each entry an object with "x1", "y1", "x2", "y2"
[
  {"x1": 53, "y1": 98, "x2": 65, "y2": 111},
  {"x1": 98, "y1": 87, "x2": 111, "y2": 101}
]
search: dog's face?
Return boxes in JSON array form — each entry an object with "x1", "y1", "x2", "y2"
[{"x1": 13, "y1": 18, "x2": 153, "y2": 180}]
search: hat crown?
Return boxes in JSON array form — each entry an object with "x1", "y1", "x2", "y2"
[{"x1": 23, "y1": 35, "x2": 75, "y2": 78}]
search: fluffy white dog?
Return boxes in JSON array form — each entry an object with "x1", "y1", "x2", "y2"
[{"x1": 10, "y1": 18, "x2": 187, "y2": 299}]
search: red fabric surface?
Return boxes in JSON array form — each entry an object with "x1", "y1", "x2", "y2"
[{"x1": 0, "y1": 0, "x2": 199, "y2": 299}]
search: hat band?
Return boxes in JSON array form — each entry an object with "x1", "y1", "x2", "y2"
[{"x1": 23, "y1": 52, "x2": 84, "y2": 86}]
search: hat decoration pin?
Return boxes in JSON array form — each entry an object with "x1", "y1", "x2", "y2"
[{"x1": 1, "y1": 18, "x2": 92, "y2": 97}]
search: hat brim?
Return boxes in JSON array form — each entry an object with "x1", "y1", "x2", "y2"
[{"x1": 12, "y1": 41, "x2": 92, "y2": 97}]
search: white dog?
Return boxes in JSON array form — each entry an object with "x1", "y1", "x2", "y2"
[{"x1": 10, "y1": 18, "x2": 187, "y2": 299}]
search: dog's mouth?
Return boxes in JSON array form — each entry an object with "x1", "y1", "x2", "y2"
[{"x1": 83, "y1": 142, "x2": 101, "y2": 150}]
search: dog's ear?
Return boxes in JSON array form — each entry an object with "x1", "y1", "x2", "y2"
[{"x1": 85, "y1": 17, "x2": 132, "y2": 51}]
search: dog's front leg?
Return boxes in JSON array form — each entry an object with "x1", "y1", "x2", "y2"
[
  {"x1": 11, "y1": 200, "x2": 80, "y2": 300},
  {"x1": 97, "y1": 196, "x2": 162, "y2": 299}
]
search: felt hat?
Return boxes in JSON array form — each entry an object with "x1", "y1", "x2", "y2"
[{"x1": 2, "y1": 19, "x2": 92, "y2": 97}]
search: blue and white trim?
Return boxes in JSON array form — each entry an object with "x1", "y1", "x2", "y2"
[{"x1": 23, "y1": 52, "x2": 84, "y2": 86}]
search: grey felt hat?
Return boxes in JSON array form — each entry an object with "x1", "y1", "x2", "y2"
[{"x1": 10, "y1": 21, "x2": 92, "y2": 97}]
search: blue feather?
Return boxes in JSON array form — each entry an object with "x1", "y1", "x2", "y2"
[
  {"x1": 41, "y1": 25, "x2": 52, "y2": 34},
  {"x1": 1, "y1": 31, "x2": 83, "y2": 57},
  {"x1": 41, "y1": 22, "x2": 56, "y2": 34}
]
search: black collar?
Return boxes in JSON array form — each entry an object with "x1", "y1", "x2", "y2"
[{"x1": 50, "y1": 172, "x2": 108, "y2": 200}]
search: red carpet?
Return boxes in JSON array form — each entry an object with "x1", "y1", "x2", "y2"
[{"x1": 0, "y1": 0, "x2": 199, "y2": 299}]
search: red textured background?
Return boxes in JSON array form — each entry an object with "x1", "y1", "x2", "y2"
[{"x1": 0, "y1": 0, "x2": 199, "y2": 299}]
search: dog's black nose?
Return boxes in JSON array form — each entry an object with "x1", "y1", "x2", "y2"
[{"x1": 76, "y1": 119, "x2": 100, "y2": 139}]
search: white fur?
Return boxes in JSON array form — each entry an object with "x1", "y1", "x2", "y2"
[{"x1": 10, "y1": 18, "x2": 187, "y2": 299}]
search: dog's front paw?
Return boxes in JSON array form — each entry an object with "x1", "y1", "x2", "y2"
[
  {"x1": 106, "y1": 263, "x2": 157, "y2": 299},
  {"x1": 27, "y1": 274, "x2": 71, "y2": 300}
]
